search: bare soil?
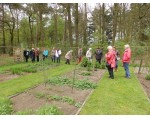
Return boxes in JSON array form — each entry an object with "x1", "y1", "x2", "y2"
[
  {"x1": 0, "y1": 73, "x2": 19, "y2": 82},
  {"x1": 135, "y1": 67, "x2": 150, "y2": 100},
  {"x1": 11, "y1": 69, "x2": 105, "y2": 115}
]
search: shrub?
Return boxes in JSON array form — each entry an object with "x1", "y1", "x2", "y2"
[
  {"x1": 145, "y1": 74, "x2": 150, "y2": 80},
  {"x1": 81, "y1": 57, "x2": 88, "y2": 67}
]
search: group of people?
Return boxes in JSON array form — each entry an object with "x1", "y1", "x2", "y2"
[
  {"x1": 23, "y1": 44, "x2": 131, "y2": 80},
  {"x1": 105, "y1": 44, "x2": 131, "y2": 79},
  {"x1": 23, "y1": 48, "x2": 40, "y2": 63}
]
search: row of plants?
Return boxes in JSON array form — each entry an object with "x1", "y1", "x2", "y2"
[
  {"x1": 8, "y1": 60, "x2": 58, "y2": 75},
  {"x1": 35, "y1": 93, "x2": 81, "y2": 108},
  {"x1": 80, "y1": 57, "x2": 106, "y2": 69},
  {"x1": 16, "y1": 105, "x2": 63, "y2": 115},
  {"x1": 47, "y1": 76, "x2": 97, "y2": 90}
]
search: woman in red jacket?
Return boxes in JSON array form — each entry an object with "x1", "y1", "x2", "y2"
[
  {"x1": 122, "y1": 44, "x2": 132, "y2": 79},
  {"x1": 105, "y1": 46, "x2": 116, "y2": 79}
]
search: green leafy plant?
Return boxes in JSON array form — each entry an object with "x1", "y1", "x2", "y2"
[
  {"x1": 35, "y1": 93, "x2": 46, "y2": 99},
  {"x1": 16, "y1": 105, "x2": 63, "y2": 115},
  {"x1": 0, "y1": 97, "x2": 13, "y2": 115},
  {"x1": 47, "y1": 76, "x2": 97, "y2": 90},
  {"x1": 145, "y1": 74, "x2": 150, "y2": 80},
  {"x1": 81, "y1": 72, "x2": 91, "y2": 76},
  {"x1": 81, "y1": 57, "x2": 88, "y2": 67},
  {"x1": 36, "y1": 105, "x2": 63, "y2": 115}
]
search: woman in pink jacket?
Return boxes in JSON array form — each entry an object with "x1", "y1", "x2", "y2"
[
  {"x1": 122, "y1": 44, "x2": 132, "y2": 79},
  {"x1": 105, "y1": 46, "x2": 116, "y2": 79}
]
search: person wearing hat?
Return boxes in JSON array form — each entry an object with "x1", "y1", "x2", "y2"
[
  {"x1": 65, "y1": 50, "x2": 73, "y2": 64},
  {"x1": 105, "y1": 46, "x2": 116, "y2": 79},
  {"x1": 86, "y1": 48, "x2": 92, "y2": 62}
]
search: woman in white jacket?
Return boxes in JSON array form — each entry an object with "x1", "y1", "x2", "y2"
[{"x1": 86, "y1": 48, "x2": 92, "y2": 62}]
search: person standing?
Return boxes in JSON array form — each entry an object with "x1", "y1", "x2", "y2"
[
  {"x1": 77, "y1": 47, "x2": 83, "y2": 64},
  {"x1": 30, "y1": 48, "x2": 35, "y2": 63},
  {"x1": 35, "y1": 48, "x2": 40, "y2": 62},
  {"x1": 51, "y1": 47, "x2": 56, "y2": 63},
  {"x1": 95, "y1": 48, "x2": 103, "y2": 64},
  {"x1": 86, "y1": 48, "x2": 92, "y2": 62},
  {"x1": 122, "y1": 44, "x2": 132, "y2": 79},
  {"x1": 23, "y1": 49, "x2": 29, "y2": 62},
  {"x1": 113, "y1": 46, "x2": 120, "y2": 71},
  {"x1": 56, "y1": 48, "x2": 61, "y2": 63},
  {"x1": 65, "y1": 50, "x2": 73, "y2": 64},
  {"x1": 105, "y1": 46, "x2": 116, "y2": 79}
]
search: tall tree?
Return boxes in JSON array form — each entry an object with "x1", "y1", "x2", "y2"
[
  {"x1": 83, "y1": 3, "x2": 87, "y2": 46},
  {"x1": 67, "y1": 3, "x2": 73, "y2": 47}
]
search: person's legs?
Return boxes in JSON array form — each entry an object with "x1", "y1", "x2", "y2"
[
  {"x1": 110, "y1": 67, "x2": 114, "y2": 79},
  {"x1": 124, "y1": 62, "x2": 130, "y2": 78},
  {"x1": 107, "y1": 65, "x2": 111, "y2": 78}
]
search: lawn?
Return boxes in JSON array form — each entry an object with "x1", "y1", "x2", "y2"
[{"x1": 79, "y1": 66, "x2": 150, "y2": 114}]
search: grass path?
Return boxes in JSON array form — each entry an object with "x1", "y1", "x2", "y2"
[
  {"x1": 0, "y1": 64, "x2": 75, "y2": 97},
  {"x1": 79, "y1": 67, "x2": 150, "y2": 115}
]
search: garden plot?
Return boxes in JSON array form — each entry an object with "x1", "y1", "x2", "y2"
[
  {"x1": 135, "y1": 67, "x2": 150, "y2": 100},
  {"x1": 11, "y1": 68, "x2": 105, "y2": 115}
]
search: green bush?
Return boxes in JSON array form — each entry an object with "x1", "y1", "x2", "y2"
[
  {"x1": 145, "y1": 74, "x2": 150, "y2": 80},
  {"x1": 81, "y1": 57, "x2": 88, "y2": 67},
  {"x1": 0, "y1": 97, "x2": 13, "y2": 115}
]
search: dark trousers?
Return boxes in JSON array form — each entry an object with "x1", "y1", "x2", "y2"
[
  {"x1": 36, "y1": 56, "x2": 39, "y2": 62},
  {"x1": 65, "y1": 59, "x2": 70, "y2": 64},
  {"x1": 25, "y1": 56, "x2": 29, "y2": 62},
  {"x1": 52, "y1": 55, "x2": 55, "y2": 62},
  {"x1": 107, "y1": 65, "x2": 114, "y2": 79},
  {"x1": 96, "y1": 58, "x2": 101, "y2": 64},
  {"x1": 56, "y1": 56, "x2": 60, "y2": 63}
]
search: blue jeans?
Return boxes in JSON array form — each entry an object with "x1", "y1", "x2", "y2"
[{"x1": 123, "y1": 62, "x2": 130, "y2": 78}]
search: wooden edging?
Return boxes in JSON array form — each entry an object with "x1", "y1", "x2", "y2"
[{"x1": 75, "y1": 89, "x2": 94, "y2": 115}]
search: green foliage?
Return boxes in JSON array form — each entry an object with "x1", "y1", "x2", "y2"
[
  {"x1": 80, "y1": 57, "x2": 93, "y2": 68},
  {"x1": 10, "y1": 66, "x2": 37, "y2": 75},
  {"x1": 0, "y1": 97, "x2": 13, "y2": 115},
  {"x1": 145, "y1": 74, "x2": 150, "y2": 80},
  {"x1": 81, "y1": 57, "x2": 88, "y2": 67},
  {"x1": 34, "y1": 93, "x2": 81, "y2": 108},
  {"x1": 81, "y1": 72, "x2": 91, "y2": 76},
  {"x1": 16, "y1": 105, "x2": 63, "y2": 115},
  {"x1": 47, "y1": 76, "x2": 97, "y2": 90},
  {"x1": 36, "y1": 105, "x2": 63, "y2": 115},
  {"x1": 72, "y1": 80, "x2": 97, "y2": 90}
]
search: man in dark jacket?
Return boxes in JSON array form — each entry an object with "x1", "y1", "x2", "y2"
[
  {"x1": 95, "y1": 48, "x2": 103, "y2": 64},
  {"x1": 23, "y1": 49, "x2": 29, "y2": 62}
]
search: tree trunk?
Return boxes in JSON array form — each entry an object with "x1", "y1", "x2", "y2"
[
  {"x1": 75, "y1": 3, "x2": 78, "y2": 48},
  {"x1": 16, "y1": 12, "x2": 20, "y2": 44},
  {"x1": 112, "y1": 3, "x2": 118, "y2": 46},
  {"x1": 83, "y1": 3, "x2": 87, "y2": 46},
  {"x1": 102, "y1": 3, "x2": 105, "y2": 45},
  {"x1": 67, "y1": 3, "x2": 73, "y2": 47},
  {"x1": 28, "y1": 16, "x2": 34, "y2": 45},
  {"x1": 2, "y1": 3, "x2": 6, "y2": 53}
]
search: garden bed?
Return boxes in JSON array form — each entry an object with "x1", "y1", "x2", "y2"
[
  {"x1": 10, "y1": 68, "x2": 105, "y2": 115},
  {"x1": 135, "y1": 67, "x2": 150, "y2": 100}
]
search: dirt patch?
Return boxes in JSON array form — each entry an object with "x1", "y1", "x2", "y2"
[
  {"x1": 10, "y1": 69, "x2": 105, "y2": 115},
  {"x1": 0, "y1": 73, "x2": 19, "y2": 82},
  {"x1": 135, "y1": 67, "x2": 150, "y2": 100}
]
